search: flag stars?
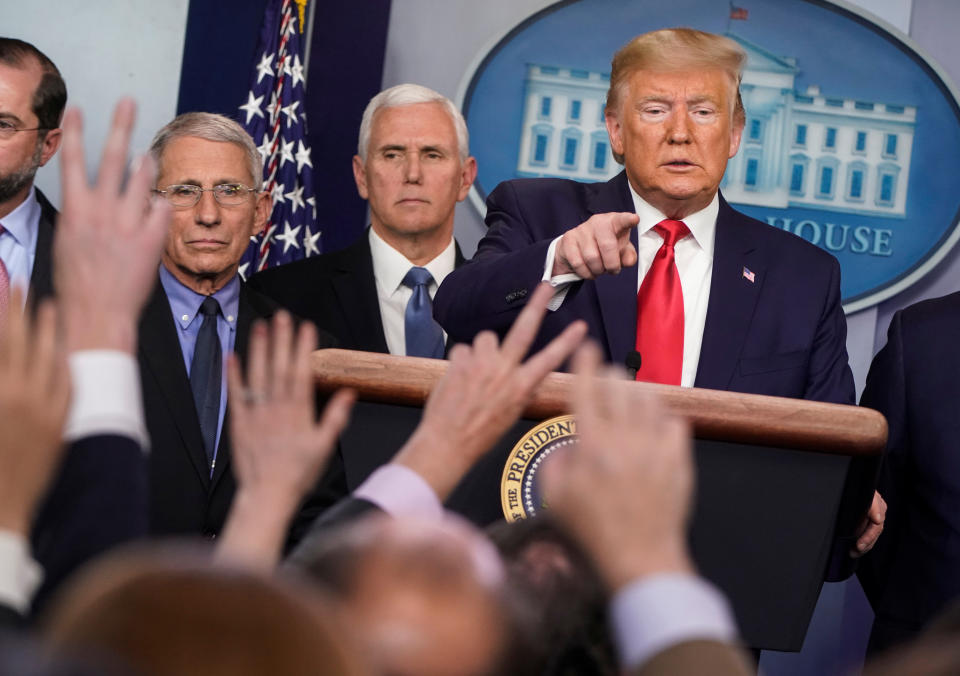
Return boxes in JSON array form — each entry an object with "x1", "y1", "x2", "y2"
[
  {"x1": 254, "y1": 52, "x2": 274, "y2": 84},
  {"x1": 306, "y1": 196, "x2": 317, "y2": 220},
  {"x1": 239, "y1": 91, "x2": 265, "y2": 124},
  {"x1": 295, "y1": 140, "x2": 313, "y2": 171},
  {"x1": 281, "y1": 100, "x2": 300, "y2": 127},
  {"x1": 303, "y1": 225, "x2": 321, "y2": 257},
  {"x1": 285, "y1": 184, "x2": 305, "y2": 213},
  {"x1": 257, "y1": 132, "x2": 276, "y2": 163},
  {"x1": 275, "y1": 221, "x2": 302, "y2": 253},
  {"x1": 272, "y1": 182, "x2": 287, "y2": 205},
  {"x1": 279, "y1": 139, "x2": 295, "y2": 167},
  {"x1": 290, "y1": 54, "x2": 306, "y2": 88}
]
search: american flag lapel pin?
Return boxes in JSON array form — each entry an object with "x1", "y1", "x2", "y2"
[{"x1": 742, "y1": 266, "x2": 756, "y2": 283}]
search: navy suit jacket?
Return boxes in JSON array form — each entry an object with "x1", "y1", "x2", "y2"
[
  {"x1": 29, "y1": 433, "x2": 148, "y2": 619},
  {"x1": 859, "y1": 292, "x2": 960, "y2": 652},
  {"x1": 435, "y1": 172, "x2": 854, "y2": 404}
]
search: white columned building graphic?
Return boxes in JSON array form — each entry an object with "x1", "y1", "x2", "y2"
[{"x1": 515, "y1": 35, "x2": 915, "y2": 219}]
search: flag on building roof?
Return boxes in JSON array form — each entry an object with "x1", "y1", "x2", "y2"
[
  {"x1": 237, "y1": 0, "x2": 320, "y2": 279},
  {"x1": 730, "y1": 4, "x2": 749, "y2": 20}
]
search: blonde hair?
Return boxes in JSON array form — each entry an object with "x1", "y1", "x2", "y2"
[{"x1": 606, "y1": 28, "x2": 746, "y2": 163}]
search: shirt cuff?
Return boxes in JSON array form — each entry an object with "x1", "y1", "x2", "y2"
[
  {"x1": 63, "y1": 351, "x2": 149, "y2": 451},
  {"x1": 542, "y1": 236, "x2": 581, "y2": 311},
  {"x1": 610, "y1": 573, "x2": 739, "y2": 670},
  {"x1": 353, "y1": 464, "x2": 444, "y2": 520},
  {"x1": 0, "y1": 531, "x2": 42, "y2": 614}
]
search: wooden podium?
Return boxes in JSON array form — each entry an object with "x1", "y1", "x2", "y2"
[{"x1": 312, "y1": 349, "x2": 886, "y2": 652}]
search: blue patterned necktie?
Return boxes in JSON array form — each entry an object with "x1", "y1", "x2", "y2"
[
  {"x1": 402, "y1": 267, "x2": 445, "y2": 359},
  {"x1": 189, "y1": 296, "x2": 222, "y2": 470}
]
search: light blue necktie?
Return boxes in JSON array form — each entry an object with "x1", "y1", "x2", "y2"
[{"x1": 402, "y1": 267, "x2": 445, "y2": 359}]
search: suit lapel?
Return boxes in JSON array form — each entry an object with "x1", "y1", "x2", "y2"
[
  {"x1": 26, "y1": 189, "x2": 56, "y2": 308},
  {"x1": 588, "y1": 172, "x2": 641, "y2": 365},
  {"x1": 139, "y1": 283, "x2": 211, "y2": 486},
  {"x1": 331, "y1": 236, "x2": 389, "y2": 353},
  {"x1": 694, "y1": 196, "x2": 765, "y2": 391}
]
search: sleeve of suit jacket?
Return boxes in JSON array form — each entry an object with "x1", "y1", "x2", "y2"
[
  {"x1": 857, "y1": 309, "x2": 907, "y2": 607},
  {"x1": 435, "y1": 180, "x2": 559, "y2": 343}
]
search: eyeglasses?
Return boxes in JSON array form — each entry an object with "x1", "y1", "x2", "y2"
[
  {"x1": 0, "y1": 120, "x2": 50, "y2": 140},
  {"x1": 152, "y1": 183, "x2": 258, "y2": 208}
]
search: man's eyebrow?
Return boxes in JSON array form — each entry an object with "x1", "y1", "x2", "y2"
[
  {"x1": 164, "y1": 177, "x2": 247, "y2": 186},
  {"x1": 419, "y1": 144, "x2": 447, "y2": 154},
  {"x1": 378, "y1": 144, "x2": 406, "y2": 153},
  {"x1": 0, "y1": 112, "x2": 25, "y2": 125}
]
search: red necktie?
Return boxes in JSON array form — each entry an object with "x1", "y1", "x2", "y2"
[
  {"x1": 635, "y1": 219, "x2": 689, "y2": 385},
  {"x1": 0, "y1": 225, "x2": 9, "y2": 332}
]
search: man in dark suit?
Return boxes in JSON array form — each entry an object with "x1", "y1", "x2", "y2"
[
  {"x1": 249, "y1": 83, "x2": 476, "y2": 357},
  {"x1": 141, "y1": 112, "x2": 343, "y2": 541},
  {"x1": 858, "y1": 292, "x2": 960, "y2": 654},
  {"x1": 0, "y1": 38, "x2": 65, "y2": 308},
  {"x1": 434, "y1": 28, "x2": 854, "y2": 405}
]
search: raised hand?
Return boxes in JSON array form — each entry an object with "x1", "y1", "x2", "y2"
[
  {"x1": 218, "y1": 311, "x2": 355, "y2": 569},
  {"x1": 553, "y1": 211, "x2": 639, "y2": 279},
  {"x1": 393, "y1": 282, "x2": 588, "y2": 500},
  {"x1": 0, "y1": 289, "x2": 70, "y2": 534},
  {"x1": 542, "y1": 343, "x2": 694, "y2": 591},
  {"x1": 54, "y1": 99, "x2": 170, "y2": 354}
]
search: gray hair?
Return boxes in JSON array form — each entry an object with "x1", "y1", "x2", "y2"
[
  {"x1": 357, "y1": 83, "x2": 470, "y2": 162},
  {"x1": 149, "y1": 112, "x2": 263, "y2": 191}
]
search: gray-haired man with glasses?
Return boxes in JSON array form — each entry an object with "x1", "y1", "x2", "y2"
[
  {"x1": 0, "y1": 38, "x2": 66, "y2": 315},
  {"x1": 139, "y1": 112, "x2": 344, "y2": 544}
]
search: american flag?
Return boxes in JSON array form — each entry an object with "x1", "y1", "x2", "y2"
[
  {"x1": 729, "y1": 4, "x2": 749, "y2": 20},
  {"x1": 237, "y1": 0, "x2": 320, "y2": 279},
  {"x1": 742, "y1": 266, "x2": 756, "y2": 283}
]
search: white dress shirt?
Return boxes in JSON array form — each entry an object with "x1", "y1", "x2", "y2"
[
  {"x1": 368, "y1": 228, "x2": 456, "y2": 356},
  {"x1": 0, "y1": 187, "x2": 41, "y2": 311},
  {"x1": 543, "y1": 188, "x2": 717, "y2": 387}
]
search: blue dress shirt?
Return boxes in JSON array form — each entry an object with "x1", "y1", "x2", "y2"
[
  {"x1": 0, "y1": 188, "x2": 40, "y2": 310},
  {"x1": 158, "y1": 265, "x2": 240, "y2": 472}
]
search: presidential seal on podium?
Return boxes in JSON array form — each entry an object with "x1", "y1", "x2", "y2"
[{"x1": 501, "y1": 415, "x2": 578, "y2": 521}]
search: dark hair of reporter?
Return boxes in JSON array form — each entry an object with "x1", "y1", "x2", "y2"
[
  {"x1": 485, "y1": 515, "x2": 618, "y2": 676},
  {"x1": 42, "y1": 545, "x2": 366, "y2": 676},
  {"x1": 0, "y1": 38, "x2": 67, "y2": 131}
]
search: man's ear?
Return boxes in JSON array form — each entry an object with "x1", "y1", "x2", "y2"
[
  {"x1": 605, "y1": 111, "x2": 624, "y2": 157},
  {"x1": 38, "y1": 128, "x2": 62, "y2": 166},
  {"x1": 456, "y1": 156, "x2": 478, "y2": 202},
  {"x1": 352, "y1": 155, "x2": 369, "y2": 200},
  {"x1": 251, "y1": 190, "x2": 271, "y2": 236}
]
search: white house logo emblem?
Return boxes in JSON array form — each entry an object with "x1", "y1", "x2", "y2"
[{"x1": 460, "y1": 1, "x2": 960, "y2": 312}]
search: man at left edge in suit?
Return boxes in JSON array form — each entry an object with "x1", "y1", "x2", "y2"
[
  {"x1": 249, "y1": 83, "x2": 477, "y2": 357},
  {"x1": 0, "y1": 38, "x2": 64, "y2": 310},
  {"x1": 142, "y1": 112, "x2": 342, "y2": 541}
]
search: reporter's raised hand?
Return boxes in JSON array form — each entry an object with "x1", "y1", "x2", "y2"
[
  {"x1": 54, "y1": 99, "x2": 171, "y2": 354},
  {"x1": 393, "y1": 282, "x2": 587, "y2": 501},
  {"x1": 0, "y1": 289, "x2": 70, "y2": 534},
  {"x1": 218, "y1": 311, "x2": 355, "y2": 569},
  {"x1": 542, "y1": 343, "x2": 694, "y2": 591},
  {"x1": 553, "y1": 211, "x2": 639, "y2": 279}
]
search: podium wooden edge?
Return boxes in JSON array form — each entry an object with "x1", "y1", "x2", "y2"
[{"x1": 312, "y1": 348, "x2": 886, "y2": 456}]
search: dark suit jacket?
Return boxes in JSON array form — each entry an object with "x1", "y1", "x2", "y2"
[
  {"x1": 859, "y1": 292, "x2": 960, "y2": 653},
  {"x1": 138, "y1": 277, "x2": 346, "y2": 543},
  {"x1": 29, "y1": 433, "x2": 148, "y2": 619},
  {"x1": 434, "y1": 172, "x2": 854, "y2": 404},
  {"x1": 20, "y1": 188, "x2": 56, "y2": 308},
  {"x1": 247, "y1": 230, "x2": 465, "y2": 354}
]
